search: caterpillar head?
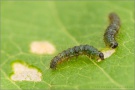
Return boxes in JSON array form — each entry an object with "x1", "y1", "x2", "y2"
[
  {"x1": 99, "y1": 52, "x2": 104, "y2": 60},
  {"x1": 110, "y1": 42, "x2": 118, "y2": 49}
]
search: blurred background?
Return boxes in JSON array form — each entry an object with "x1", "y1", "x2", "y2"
[{"x1": 1, "y1": 1, "x2": 134, "y2": 90}]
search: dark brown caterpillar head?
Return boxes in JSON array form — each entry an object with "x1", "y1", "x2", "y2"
[
  {"x1": 110, "y1": 42, "x2": 118, "y2": 48},
  {"x1": 99, "y1": 52, "x2": 104, "y2": 60}
]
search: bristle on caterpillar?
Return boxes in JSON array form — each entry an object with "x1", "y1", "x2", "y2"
[
  {"x1": 104, "y1": 13, "x2": 121, "y2": 49},
  {"x1": 50, "y1": 45, "x2": 104, "y2": 69}
]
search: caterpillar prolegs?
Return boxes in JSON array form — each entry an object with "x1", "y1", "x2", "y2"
[{"x1": 50, "y1": 45, "x2": 104, "y2": 69}]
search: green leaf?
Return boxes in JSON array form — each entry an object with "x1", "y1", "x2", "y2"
[{"x1": 1, "y1": 1, "x2": 134, "y2": 90}]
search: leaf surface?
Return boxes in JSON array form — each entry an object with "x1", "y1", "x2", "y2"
[{"x1": 1, "y1": 1, "x2": 134, "y2": 90}]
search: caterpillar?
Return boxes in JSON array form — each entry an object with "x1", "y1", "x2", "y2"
[
  {"x1": 50, "y1": 45, "x2": 104, "y2": 69},
  {"x1": 104, "y1": 13, "x2": 121, "y2": 48}
]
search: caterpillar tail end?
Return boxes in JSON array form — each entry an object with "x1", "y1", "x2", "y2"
[{"x1": 50, "y1": 62, "x2": 57, "y2": 70}]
